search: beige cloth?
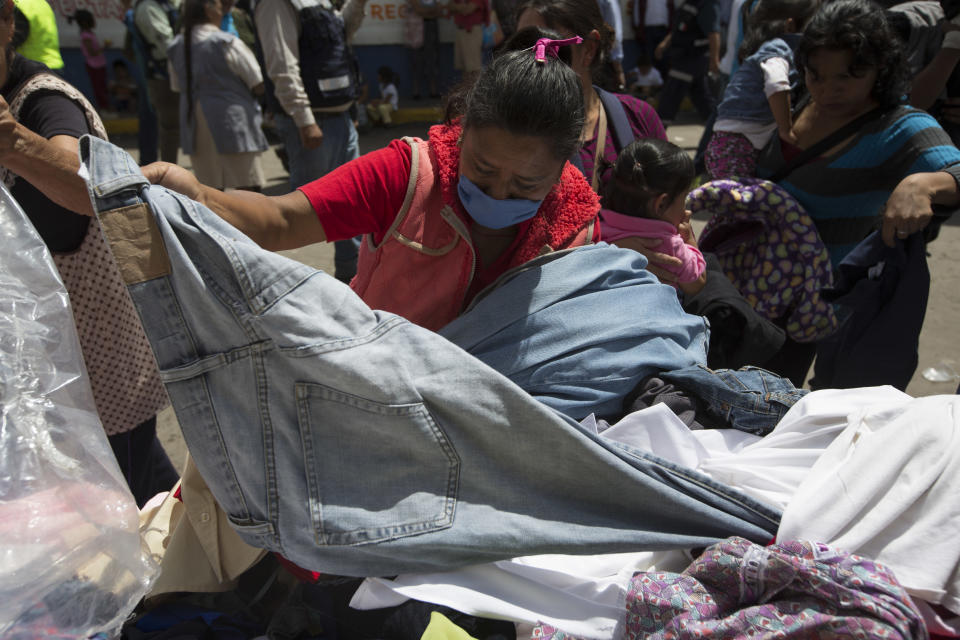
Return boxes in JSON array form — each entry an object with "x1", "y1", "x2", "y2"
[
  {"x1": 366, "y1": 101, "x2": 394, "y2": 124},
  {"x1": 453, "y1": 25, "x2": 483, "y2": 72},
  {"x1": 190, "y1": 106, "x2": 266, "y2": 189},
  {"x1": 140, "y1": 454, "x2": 266, "y2": 598}
]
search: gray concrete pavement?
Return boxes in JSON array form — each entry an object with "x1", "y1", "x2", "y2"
[{"x1": 133, "y1": 117, "x2": 960, "y2": 471}]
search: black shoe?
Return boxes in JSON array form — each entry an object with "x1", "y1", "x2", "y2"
[{"x1": 412, "y1": 93, "x2": 421, "y2": 100}]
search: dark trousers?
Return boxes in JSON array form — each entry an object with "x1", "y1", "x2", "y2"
[
  {"x1": 108, "y1": 416, "x2": 180, "y2": 507},
  {"x1": 146, "y1": 75, "x2": 181, "y2": 163},
  {"x1": 656, "y1": 50, "x2": 715, "y2": 123},
  {"x1": 410, "y1": 18, "x2": 440, "y2": 96},
  {"x1": 643, "y1": 25, "x2": 671, "y2": 76},
  {"x1": 136, "y1": 79, "x2": 159, "y2": 164}
]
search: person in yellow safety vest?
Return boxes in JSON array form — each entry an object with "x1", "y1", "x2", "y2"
[{"x1": 12, "y1": 0, "x2": 64, "y2": 71}]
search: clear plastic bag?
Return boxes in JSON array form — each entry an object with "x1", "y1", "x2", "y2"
[{"x1": 0, "y1": 183, "x2": 157, "y2": 638}]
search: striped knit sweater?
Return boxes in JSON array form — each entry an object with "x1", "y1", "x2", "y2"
[{"x1": 757, "y1": 105, "x2": 960, "y2": 265}]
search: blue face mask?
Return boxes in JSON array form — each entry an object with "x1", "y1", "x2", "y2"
[{"x1": 457, "y1": 174, "x2": 543, "y2": 229}]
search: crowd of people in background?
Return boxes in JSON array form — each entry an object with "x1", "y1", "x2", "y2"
[{"x1": 4, "y1": 0, "x2": 960, "y2": 634}]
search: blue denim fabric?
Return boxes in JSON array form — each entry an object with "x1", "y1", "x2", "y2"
[
  {"x1": 716, "y1": 35, "x2": 800, "y2": 123},
  {"x1": 660, "y1": 365, "x2": 808, "y2": 436},
  {"x1": 440, "y1": 244, "x2": 709, "y2": 421},
  {"x1": 276, "y1": 110, "x2": 360, "y2": 281},
  {"x1": 80, "y1": 136, "x2": 780, "y2": 577}
]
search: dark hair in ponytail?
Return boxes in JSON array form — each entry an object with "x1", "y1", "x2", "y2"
[
  {"x1": 67, "y1": 9, "x2": 96, "y2": 30},
  {"x1": 445, "y1": 26, "x2": 584, "y2": 160},
  {"x1": 180, "y1": 0, "x2": 217, "y2": 124},
  {"x1": 603, "y1": 138, "x2": 694, "y2": 219}
]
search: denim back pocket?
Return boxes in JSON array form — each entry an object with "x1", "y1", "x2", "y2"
[{"x1": 295, "y1": 383, "x2": 460, "y2": 546}]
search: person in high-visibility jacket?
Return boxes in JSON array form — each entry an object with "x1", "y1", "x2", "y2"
[{"x1": 12, "y1": 0, "x2": 64, "y2": 71}]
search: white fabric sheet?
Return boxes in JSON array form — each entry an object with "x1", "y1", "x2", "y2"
[
  {"x1": 352, "y1": 389, "x2": 960, "y2": 636},
  {"x1": 778, "y1": 388, "x2": 960, "y2": 614},
  {"x1": 351, "y1": 550, "x2": 692, "y2": 639}
]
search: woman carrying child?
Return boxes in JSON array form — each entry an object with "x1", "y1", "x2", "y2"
[{"x1": 706, "y1": 0, "x2": 819, "y2": 179}]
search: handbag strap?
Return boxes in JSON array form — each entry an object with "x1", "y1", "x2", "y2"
[
  {"x1": 769, "y1": 106, "x2": 886, "y2": 183},
  {"x1": 590, "y1": 105, "x2": 608, "y2": 192}
]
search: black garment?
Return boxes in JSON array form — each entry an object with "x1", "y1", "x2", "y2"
[
  {"x1": 682, "y1": 253, "x2": 786, "y2": 370},
  {"x1": 669, "y1": 0, "x2": 720, "y2": 50},
  {"x1": 761, "y1": 333, "x2": 816, "y2": 388},
  {"x1": 108, "y1": 417, "x2": 180, "y2": 508},
  {"x1": 306, "y1": 579, "x2": 517, "y2": 640},
  {"x1": 810, "y1": 231, "x2": 930, "y2": 391},
  {"x1": 621, "y1": 375, "x2": 716, "y2": 429},
  {"x1": 1, "y1": 55, "x2": 91, "y2": 252}
]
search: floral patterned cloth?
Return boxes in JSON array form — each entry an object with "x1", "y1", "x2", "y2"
[
  {"x1": 692, "y1": 178, "x2": 837, "y2": 343},
  {"x1": 533, "y1": 537, "x2": 927, "y2": 640},
  {"x1": 705, "y1": 131, "x2": 760, "y2": 180}
]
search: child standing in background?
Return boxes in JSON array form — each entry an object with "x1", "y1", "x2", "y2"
[
  {"x1": 69, "y1": 9, "x2": 112, "y2": 112},
  {"x1": 600, "y1": 138, "x2": 706, "y2": 295},
  {"x1": 705, "y1": 0, "x2": 820, "y2": 179},
  {"x1": 366, "y1": 66, "x2": 399, "y2": 127}
]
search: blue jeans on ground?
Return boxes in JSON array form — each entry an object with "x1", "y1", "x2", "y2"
[
  {"x1": 81, "y1": 135, "x2": 780, "y2": 577},
  {"x1": 277, "y1": 110, "x2": 360, "y2": 283},
  {"x1": 661, "y1": 365, "x2": 807, "y2": 436},
  {"x1": 439, "y1": 244, "x2": 710, "y2": 421}
]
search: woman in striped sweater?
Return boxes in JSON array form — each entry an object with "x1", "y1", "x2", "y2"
[
  {"x1": 757, "y1": 0, "x2": 960, "y2": 266},
  {"x1": 753, "y1": 0, "x2": 960, "y2": 384}
]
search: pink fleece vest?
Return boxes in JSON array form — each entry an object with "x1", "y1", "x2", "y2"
[{"x1": 351, "y1": 124, "x2": 598, "y2": 331}]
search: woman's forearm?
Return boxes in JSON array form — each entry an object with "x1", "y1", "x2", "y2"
[
  {"x1": 927, "y1": 169, "x2": 960, "y2": 207},
  {"x1": 0, "y1": 127, "x2": 94, "y2": 216},
  {"x1": 141, "y1": 157, "x2": 331, "y2": 251},
  {"x1": 193, "y1": 183, "x2": 326, "y2": 251}
]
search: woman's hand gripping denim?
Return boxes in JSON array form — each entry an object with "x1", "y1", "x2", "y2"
[{"x1": 79, "y1": 135, "x2": 781, "y2": 577}]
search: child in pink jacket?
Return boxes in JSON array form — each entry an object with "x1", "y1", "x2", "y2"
[{"x1": 599, "y1": 138, "x2": 706, "y2": 295}]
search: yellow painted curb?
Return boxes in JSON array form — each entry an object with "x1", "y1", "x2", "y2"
[
  {"x1": 393, "y1": 106, "x2": 443, "y2": 124},
  {"x1": 103, "y1": 117, "x2": 139, "y2": 136}
]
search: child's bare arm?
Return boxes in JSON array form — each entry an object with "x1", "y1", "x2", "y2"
[{"x1": 768, "y1": 90, "x2": 795, "y2": 143}]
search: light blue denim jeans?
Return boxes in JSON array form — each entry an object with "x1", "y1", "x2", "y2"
[
  {"x1": 276, "y1": 110, "x2": 360, "y2": 282},
  {"x1": 80, "y1": 136, "x2": 780, "y2": 577},
  {"x1": 440, "y1": 244, "x2": 710, "y2": 421},
  {"x1": 661, "y1": 365, "x2": 808, "y2": 435}
]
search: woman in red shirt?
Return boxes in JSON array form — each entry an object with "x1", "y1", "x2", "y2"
[{"x1": 144, "y1": 37, "x2": 601, "y2": 330}]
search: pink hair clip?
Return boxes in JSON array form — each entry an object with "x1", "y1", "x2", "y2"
[{"x1": 533, "y1": 36, "x2": 583, "y2": 64}]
